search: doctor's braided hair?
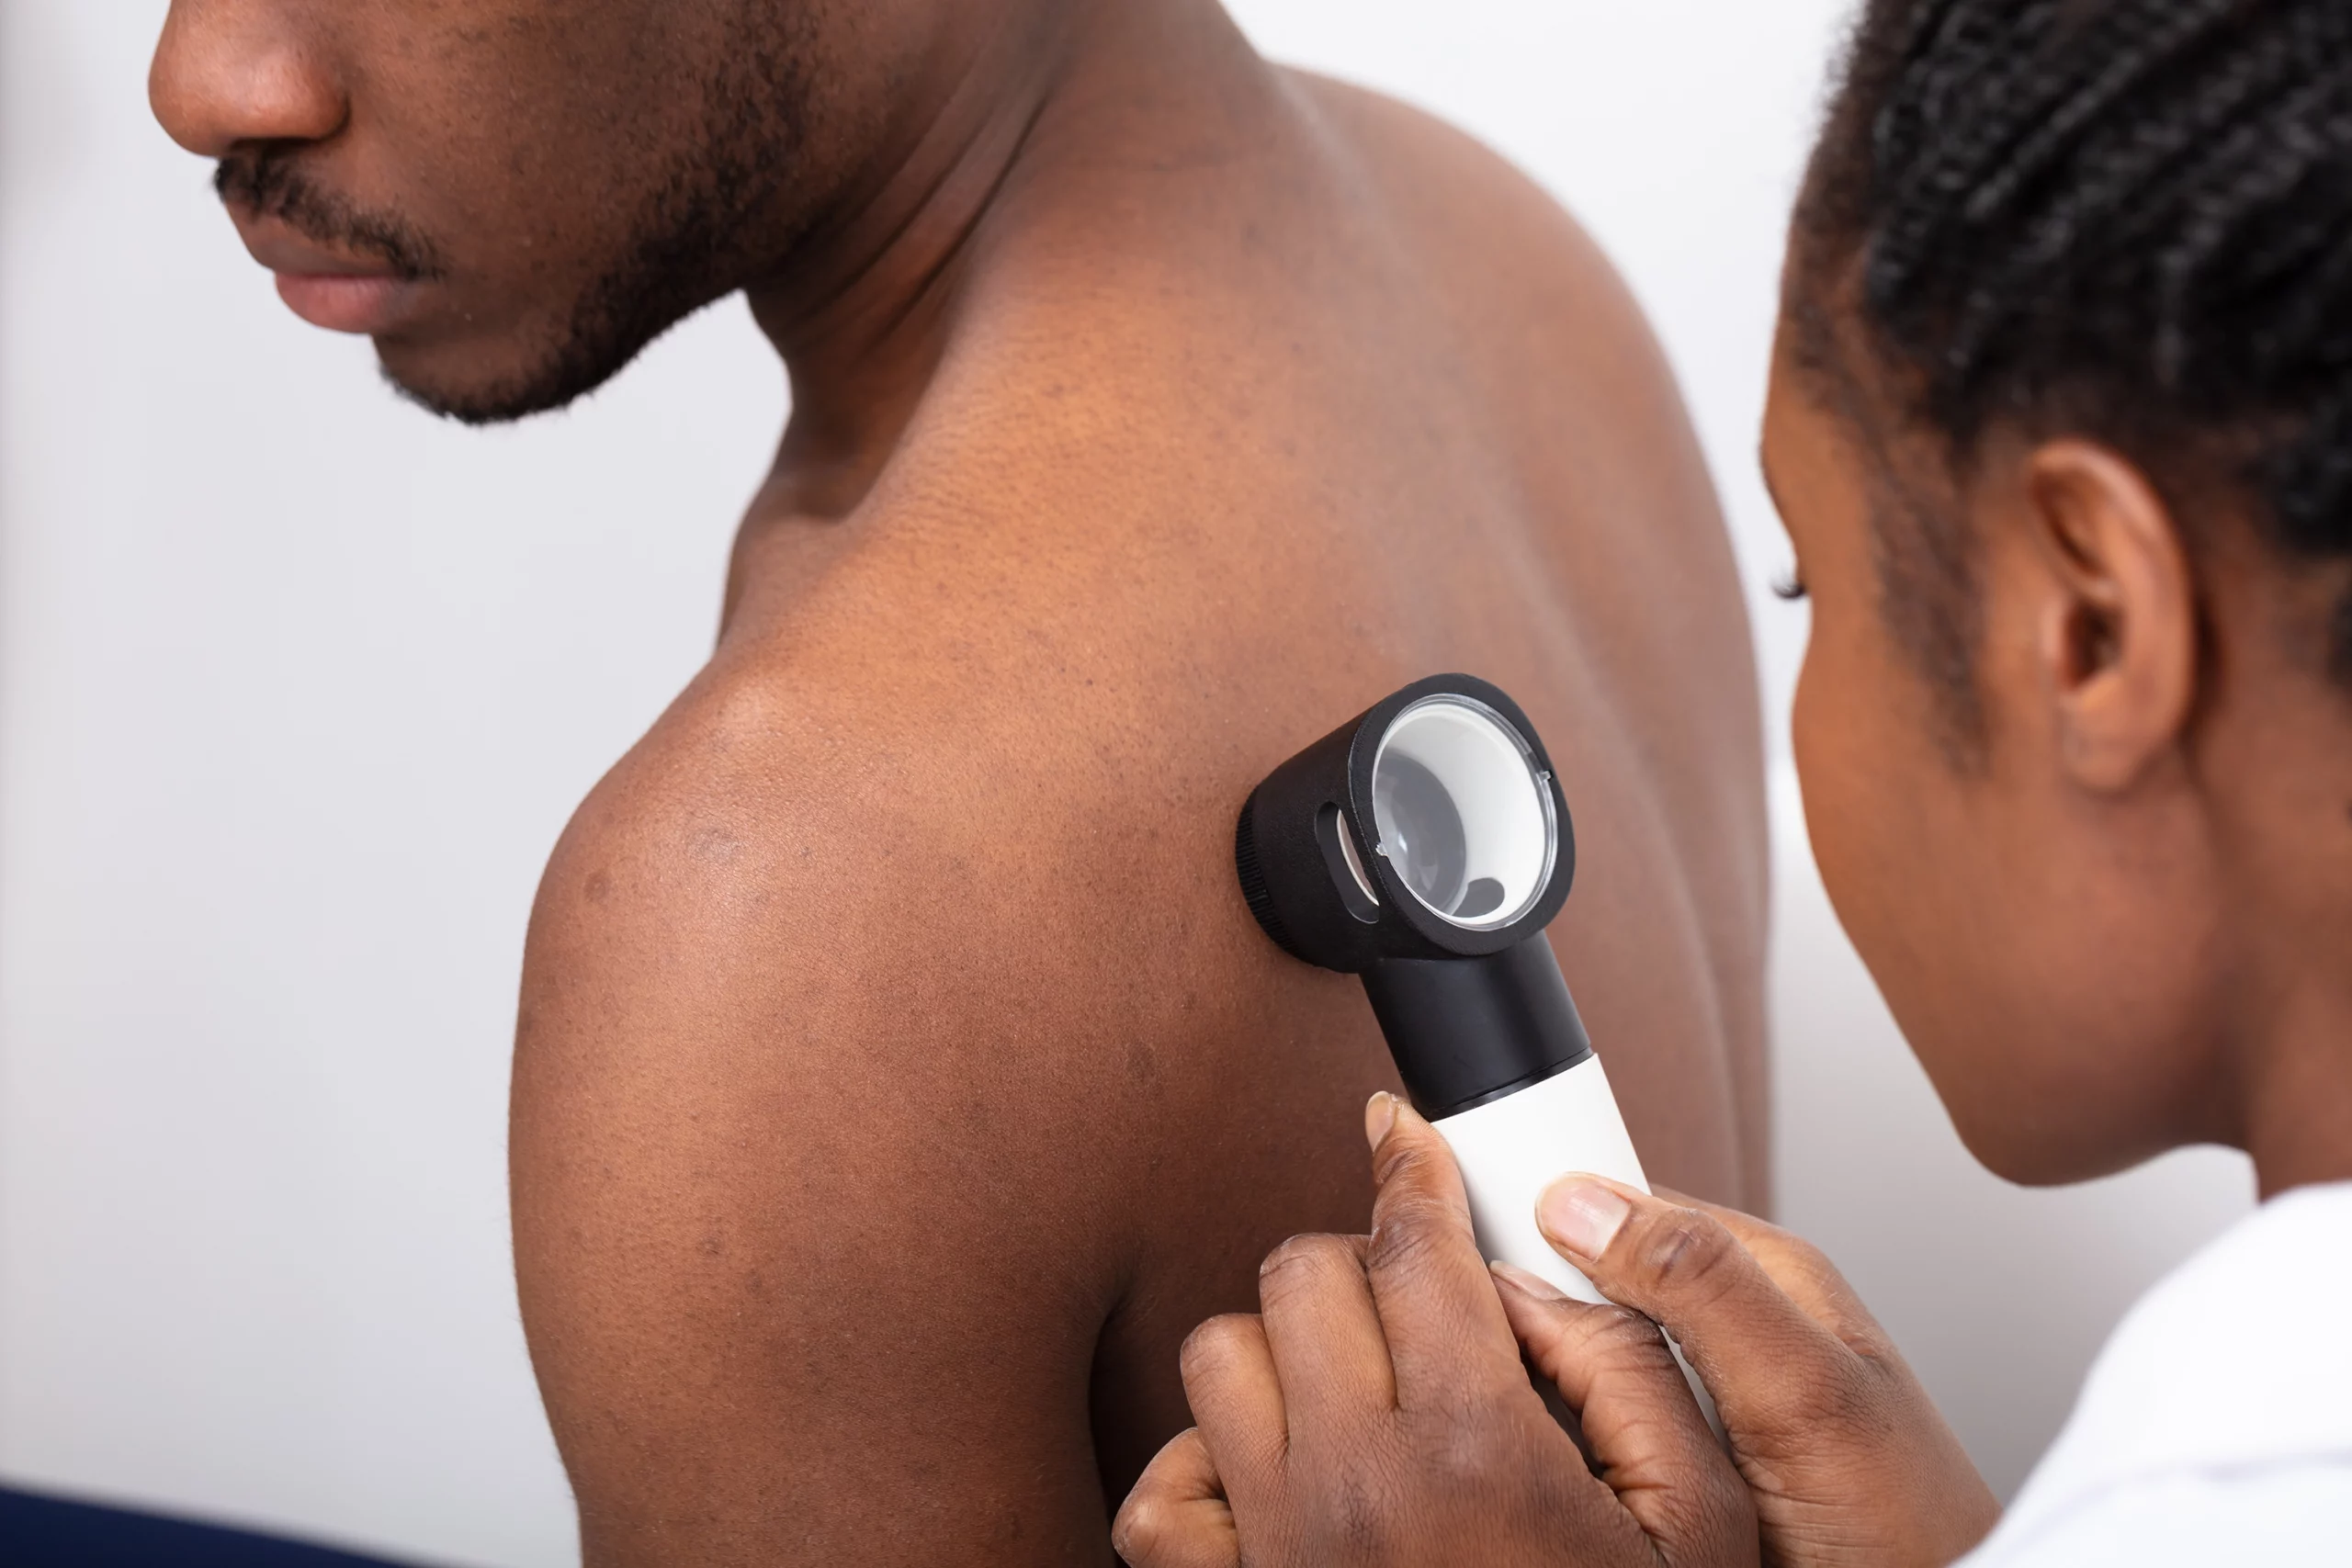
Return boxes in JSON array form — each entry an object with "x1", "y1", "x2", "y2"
[{"x1": 1795, "y1": 0, "x2": 2352, "y2": 716}]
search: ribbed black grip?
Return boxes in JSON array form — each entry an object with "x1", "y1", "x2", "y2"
[{"x1": 1234, "y1": 792, "x2": 1302, "y2": 959}]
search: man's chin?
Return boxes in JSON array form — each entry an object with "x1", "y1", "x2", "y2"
[
  {"x1": 368, "y1": 258, "x2": 736, "y2": 423},
  {"x1": 378, "y1": 365, "x2": 552, "y2": 426},
  {"x1": 373, "y1": 328, "x2": 647, "y2": 426}
]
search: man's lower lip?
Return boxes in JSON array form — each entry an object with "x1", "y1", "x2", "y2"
[{"x1": 273, "y1": 272, "x2": 415, "y2": 334}]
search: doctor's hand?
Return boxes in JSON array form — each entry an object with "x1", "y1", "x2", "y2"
[
  {"x1": 1516, "y1": 1177, "x2": 2001, "y2": 1568},
  {"x1": 1113, "y1": 1094, "x2": 1757, "y2": 1568}
]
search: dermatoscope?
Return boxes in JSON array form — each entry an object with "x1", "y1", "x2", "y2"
[{"x1": 1235, "y1": 673, "x2": 1719, "y2": 1427}]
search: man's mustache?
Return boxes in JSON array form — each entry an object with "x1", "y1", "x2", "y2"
[{"x1": 214, "y1": 151, "x2": 445, "y2": 280}]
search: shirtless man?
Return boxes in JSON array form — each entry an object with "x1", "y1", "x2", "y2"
[{"x1": 151, "y1": 1, "x2": 1767, "y2": 1561}]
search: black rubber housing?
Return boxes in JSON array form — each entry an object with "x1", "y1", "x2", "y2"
[
  {"x1": 1361, "y1": 940, "x2": 1594, "y2": 1120},
  {"x1": 1234, "y1": 673, "x2": 1597, "y2": 1117},
  {"x1": 1233, "y1": 673, "x2": 1574, "y2": 972}
]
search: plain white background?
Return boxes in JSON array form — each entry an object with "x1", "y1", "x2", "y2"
[{"x1": 0, "y1": 4, "x2": 2255, "y2": 1564}]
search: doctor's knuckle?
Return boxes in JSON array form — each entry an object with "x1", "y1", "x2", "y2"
[
  {"x1": 1259, "y1": 1234, "x2": 1360, "y2": 1305},
  {"x1": 1109, "y1": 1494, "x2": 1166, "y2": 1560},
  {"x1": 1589, "y1": 1301, "x2": 1662, "y2": 1344},
  {"x1": 1785, "y1": 1235, "x2": 1864, "y2": 1306},
  {"x1": 1766, "y1": 1352, "x2": 1878, "y2": 1438},
  {"x1": 1368, "y1": 1193, "x2": 1461, "y2": 1269},
  {"x1": 1369, "y1": 1133, "x2": 1439, "y2": 1190},
  {"x1": 1180, "y1": 1314, "x2": 1260, "y2": 1381},
  {"x1": 1779, "y1": 1233, "x2": 1837, "y2": 1280},
  {"x1": 1635, "y1": 1207, "x2": 1736, "y2": 1292},
  {"x1": 1590, "y1": 1303, "x2": 1674, "y2": 1364}
]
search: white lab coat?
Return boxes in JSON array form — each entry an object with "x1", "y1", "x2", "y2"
[{"x1": 1958, "y1": 1179, "x2": 2352, "y2": 1565}]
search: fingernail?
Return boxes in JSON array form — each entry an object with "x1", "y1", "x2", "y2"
[
  {"x1": 1364, "y1": 1091, "x2": 1398, "y2": 1150},
  {"x1": 1538, "y1": 1179, "x2": 1632, "y2": 1260},
  {"x1": 1489, "y1": 1259, "x2": 1570, "y2": 1303}
]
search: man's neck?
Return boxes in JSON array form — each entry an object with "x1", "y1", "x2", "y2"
[{"x1": 741, "y1": 0, "x2": 1273, "y2": 521}]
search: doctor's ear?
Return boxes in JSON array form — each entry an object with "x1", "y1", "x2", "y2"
[{"x1": 2009, "y1": 439, "x2": 2199, "y2": 792}]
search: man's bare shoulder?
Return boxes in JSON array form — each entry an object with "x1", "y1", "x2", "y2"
[
  {"x1": 508, "y1": 636, "x2": 1300, "y2": 1556},
  {"x1": 1283, "y1": 72, "x2": 1641, "y2": 321},
  {"x1": 516, "y1": 635, "x2": 1238, "y2": 1148}
]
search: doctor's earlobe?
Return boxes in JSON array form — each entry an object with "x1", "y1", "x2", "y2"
[{"x1": 2015, "y1": 440, "x2": 2199, "y2": 793}]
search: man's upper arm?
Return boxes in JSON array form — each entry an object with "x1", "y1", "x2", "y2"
[{"x1": 510, "y1": 681, "x2": 1130, "y2": 1565}]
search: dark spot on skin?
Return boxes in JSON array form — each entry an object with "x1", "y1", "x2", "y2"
[
  {"x1": 699, "y1": 1234, "x2": 727, "y2": 1259},
  {"x1": 583, "y1": 869, "x2": 613, "y2": 904}
]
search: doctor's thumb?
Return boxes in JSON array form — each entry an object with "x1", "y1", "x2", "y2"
[
  {"x1": 1532, "y1": 1177, "x2": 1844, "y2": 1435},
  {"x1": 1532, "y1": 1178, "x2": 2003, "y2": 1567}
]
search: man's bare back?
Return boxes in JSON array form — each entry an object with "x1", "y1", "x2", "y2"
[
  {"x1": 153, "y1": 0, "x2": 1761, "y2": 1560},
  {"x1": 514, "y1": 62, "x2": 1761, "y2": 1568}
]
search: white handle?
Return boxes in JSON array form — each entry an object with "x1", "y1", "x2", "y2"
[
  {"x1": 1432, "y1": 1057, "x2": 1723, "y2": 1439},
  {"x1": 1432, "y1": 1055, "x2": 1648, "y2": 1304}
]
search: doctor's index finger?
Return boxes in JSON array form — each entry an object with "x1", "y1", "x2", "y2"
[
  {"x1": 1177, "y1": 1313, "x2": 1288, "y2": 1510},
  {"x1": 1255, "y1": 1230, "x2": 1397, "y2": 1426},
  {"x1": 1361, "y1": 1093, "x2": 1530, "y2": 1406}
]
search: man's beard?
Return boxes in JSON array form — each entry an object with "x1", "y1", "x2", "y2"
[
  {"x1": 215, "y1": 10, "x2": 814, "y2": 427},
  {"x1": 408, "y1": 158, "x2": 788, "y2": 428}
]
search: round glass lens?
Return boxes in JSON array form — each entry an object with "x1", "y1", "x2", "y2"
[
  {"x1": 1372, "y1": 752, "x2": 1470, "y2": 916},
  {"x1": 1368, "y1": 695, "x2": 1556, "y2": 930}
]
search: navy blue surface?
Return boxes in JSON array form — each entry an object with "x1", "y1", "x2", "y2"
[{"x1": 0, "y1": 1486, "x2": 419, "y2": 1566}]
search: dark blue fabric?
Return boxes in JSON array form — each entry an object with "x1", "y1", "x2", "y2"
[{"x1": 0, "y1": 1486, "x2": 420, "y2": 1566}]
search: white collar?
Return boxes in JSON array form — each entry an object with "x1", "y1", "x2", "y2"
[{"x1": 1990, "y1": 1178, "x2": 2352, "y2": 1548}]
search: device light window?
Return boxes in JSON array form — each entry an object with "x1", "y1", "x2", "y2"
[{"x1": 1369, "y1": 695, "x2": 1557, "y2": 931}]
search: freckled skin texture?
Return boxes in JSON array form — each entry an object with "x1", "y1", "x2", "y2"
[{"x1": 152, "y1": 2, "x2": 1767, "y2": 1562}]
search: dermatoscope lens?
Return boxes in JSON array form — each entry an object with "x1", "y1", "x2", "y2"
[{"x1": 1369, "y1": 695, "x2": 1557, "y2": 930}]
